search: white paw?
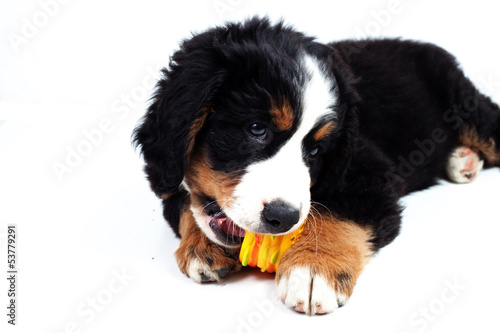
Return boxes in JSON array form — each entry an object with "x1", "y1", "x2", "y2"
[
  {"x1": 186, "y1": 258, "x2": 220, "y2": 283},
  {"x1": 446, "y1": 146, "x2": 484, "y2": 184},
  {"x1": 277, "y1": 267, "x2": 344, "y2": 316}
]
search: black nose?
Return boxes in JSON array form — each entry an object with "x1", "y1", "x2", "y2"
[{"x1": 262, "y1": 200, "x2": 300, "y2": 234}]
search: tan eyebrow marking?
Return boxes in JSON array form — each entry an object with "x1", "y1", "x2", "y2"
[
  {"x1": 270, "y1": 97, "x2": 294, "y2": 131},
  {"x1": 313, "y1": 121, "x2": 337, "y2": 141}
]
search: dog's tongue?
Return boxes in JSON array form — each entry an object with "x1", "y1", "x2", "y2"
[{"x1": 215, "y1": 216, "x2": 246, "y2": 238}]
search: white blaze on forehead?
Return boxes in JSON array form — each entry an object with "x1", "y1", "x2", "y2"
[
  {"x1": 223, "y1": 54, "x2": 337, "y2": 234},
  {"x1": 300, "y1": 55, "x2": 337, "y2": 139}
]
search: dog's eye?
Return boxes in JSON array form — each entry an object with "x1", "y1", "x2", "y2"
[
  {"x1": 248, "y1": 123, "x2": 268, "y2": 139},
  {"x1": 310, "y1": 146, "x2": 319, "y2": 157}
]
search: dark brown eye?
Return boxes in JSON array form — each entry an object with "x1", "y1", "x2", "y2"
[{"x1": 248, "y1": 123, "x2": 268, "y2": 139}]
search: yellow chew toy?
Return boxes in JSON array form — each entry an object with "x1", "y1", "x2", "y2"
[{"x1": 239, "y1": 220, "x2": 307, "y2": 273}]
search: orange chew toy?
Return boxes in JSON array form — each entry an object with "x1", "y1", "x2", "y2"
[{"x1": 239, "y1": 220, "x2": 307, "y2": 273}]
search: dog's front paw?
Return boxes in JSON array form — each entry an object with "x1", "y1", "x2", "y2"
[
  {"x1": 277, "y1": 266, "x2": 352, "y2": 316},
  {"x1": 175, "y1": 238, "x2": 240, "y2": 283},
  {"x1": 275, "y1": 218, "x2": 373, "y2": 315}
]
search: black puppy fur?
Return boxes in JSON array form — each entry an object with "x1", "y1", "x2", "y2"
[{"x1": 133, "y1": 17, "x2": 500, "y2": 252}]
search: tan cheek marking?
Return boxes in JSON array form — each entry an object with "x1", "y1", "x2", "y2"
[
  {"x1": 270, "y1": 98, "x2": 294, "y2": 131},
  {"x1": 184, "y1": 149, "x2": 241, "y2": 208},
  {"x1": 313, "y1": 121, "x2": 337, "y2": 141},
  {"x1": 459, "y1": 125, "x2": 500, "y2": 166}
]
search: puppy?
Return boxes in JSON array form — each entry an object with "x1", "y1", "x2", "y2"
[{"x1": 133, "y1": 18, "x2": 500, "y2": 315}]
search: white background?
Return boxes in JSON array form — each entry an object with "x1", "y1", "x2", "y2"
[{"x1": 1, "y1": 0, "x2": 500, "y2": 332}]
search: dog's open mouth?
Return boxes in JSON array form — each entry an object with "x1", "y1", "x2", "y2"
[{"x1": 204, "y1": 201, "x2": 246, "y2": 246}]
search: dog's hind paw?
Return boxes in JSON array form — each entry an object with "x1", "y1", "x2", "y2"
[{"x1": 446, "y1": 146, "x2": 484, "y2": 183}]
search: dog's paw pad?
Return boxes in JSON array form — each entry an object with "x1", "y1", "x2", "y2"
[
  {"x1": 447, "y1": 146, "x2": 484, "y2": 183},
  {"x1": 277, "y1": 267, "x2": 342, "y2": 316}
]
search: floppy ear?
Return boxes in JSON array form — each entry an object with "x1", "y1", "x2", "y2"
[
  {"x1": 330, "y1": 47, "x2": 361, "y2": 185},
  {"x1": 311, "y1": 44, "x2": 361, "y2": 192},
  {"x1": 133, "y1": 35, "x2": 225, "y2": 197}
]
